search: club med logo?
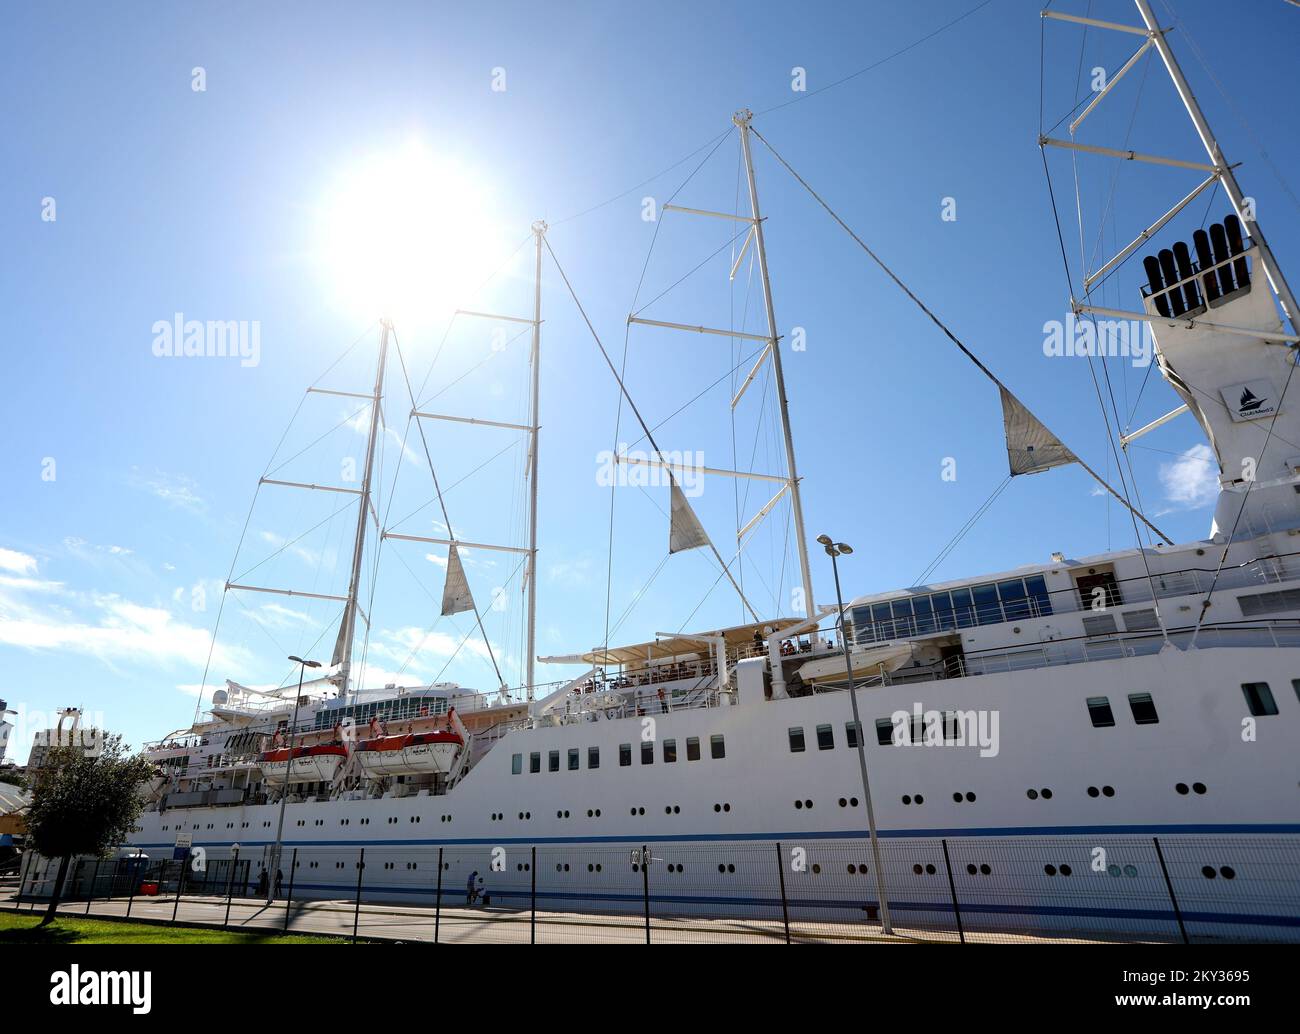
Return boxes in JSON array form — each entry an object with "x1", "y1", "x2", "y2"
[
  {"x1": 151, "y1": 313, "x2": 261, "y2": 367},
  {"x1": 1219, "y1": 378, "x2": 1278, "y2": 422},
  {"x1": 50, "y1": 966, "x2": 151, "y2": 1014}
]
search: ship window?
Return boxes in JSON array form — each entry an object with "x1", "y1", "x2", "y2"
[
  {"x1": 548, "y1": 750, "x2": 560, "y2": 773},
  {"x1": 1128, "y1": 693, "x2": 1159, "y2": 725},
  {"x1": 663, "y1": 739, "x2": 677, "y2": 763},
  {"x1": 890, "y1": 598, "x2": 914, "y2": 637},
  {"x1": 1025, "y1": 574, "x2": 1052, "y2": 616},
  {"x1": 686, "y1": 736, "x2": 700, "y2": 761},
  {"x1": 845, "y1": 721, "x2": 861, "y2": 749},
  {"x1": 619, "y1": 743, "x2": 631, "y2": 767},
  {"x1": 950, "y1": 586, "x2": 976, "y2": 628},
  {"x1": 710, "y1": 734, "x2": 725, "y2": 759},
  {"x1": 1086, "y1": 697, "x2": 1115, "y2": 728},
  {"x1": 931, "y1": 591, "x2": 955, "y2": 631},
  {"x1": 1241, "y1": 682, "x2": 1278, "y2": 717},
  {"x1": 1293, "y1": 679, "x2": 1300, "y2": 703},
  {"x1": 511, "y1": 753, "x2": 522, "y2": 775},
  {"x1": 875, "y1": 718, "x2": 894, "y2": 746},
  {"x1": 973, "y1": 583, "x2": 1001, "y2": 625},
  {"x1": 788, "y1": 727, "x2": 806, "y2": 753},
  {"x1": 998, "y1": 579, "x2": 1030, "y2": 620},
  {"x1": 588, "y1": 746, "x2": 600, "y2": 769},
  {"x1": 568, "y1": 748, "x2": 580, "y2": 771},
  {"x1": 641, "y1": 742, "x2": 653, "y2": 765},
  {"x1": 912, "y1": 595, "x2": 935, "y2": 635},
  {"x1": 529, "y1": 752, "x2": 541, "y2": 774},
  {"x1": 871, "y1": 602, "x2": 892, "y2": 636},
  {"x1": 816, "y1": 724, "x2": 834, "y2": 750}
]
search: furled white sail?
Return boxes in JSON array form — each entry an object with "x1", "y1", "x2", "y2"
[
  {"x1": 440, "y1": 544, "x2": 476, "y2": 616},
  {"x1": 668, "y1": 482, "x2": 711, "y2": 554},
  {"x1": 1000, "y1": 386, "x2": 1078, "y2": 476}
]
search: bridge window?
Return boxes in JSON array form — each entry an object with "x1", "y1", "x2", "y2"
[
  {"x1": 816, "y1": 724, "x2": 834, "y2": 750},
  {"x1": 1241, "y1": 682, "x2": 1278, "y2": 717},
  {"x1": 710, "y1": 734, "x2": 725, "y2": 759},
  {"x1": 511, "y1": 753, "x2": 522, "y2": 775},
  {"x1": 788, "y1": 727, "x2": 806, "y2": 753},
  {"x1": 619, "y1": 743, "x2": 631, "y2": 767},
  {"x1": 1128, "y1": 693, "x2": 1159, "y2": 725},
  {"x1": 686, "y1": 736, "x2": 700, "y2": 761},
  {"x1": 1086, "y1": 697, "x2": 1115, "y2": 728}
]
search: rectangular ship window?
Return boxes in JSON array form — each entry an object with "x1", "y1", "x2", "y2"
[
  {"x1": 641, "y1": 741, "x2": 653, "y2": 765},
  {"x1": 548, "y1": 750, "x2": 560, "y2": 772},
  {"x1": 619, "y1": 743, "x2": 631, "y2": 767},
  {"x1": 845, "y1": 721, "x2": 861, "y2": 748},
  {"x1": 529, "y1": 751, "x2": 541, "y2": 774},
  {"x1": 875, "y1": 718, "x2": 894, "y2": 746},
  {"x1": 1086, "y1": 697, "x2": 1115, "y2": 728},
  {"x1": 588, "y1": 746, "x2": 601, "y2": 769},
  {"x1": 686, "y1": 737, "x2": 700, "y2": 761},
  {"x1": 1241, "y1": 682, "x2": 1278, "y2": 717},
  {"x1": 710, "y1": 734, "x2": 725, "y2": 759},
  {"x1": 568, "y1": 748, "x2": 580, "y2": 771},
  {"x1": 788, "y1": 727, "x2": 806, "y2": 753},
  {"x1": 1127, "y1": 693, "x2": 1159, "y2": 725},
  {"x1": 511, "y1": 753, "x2": 522, "y2": 775},
  {"x1": 816, "y1": 724, "x2": 834, "y2": 750},
  {"x1": 663, "y1": 739, "x2": 677, "y2": 763}
]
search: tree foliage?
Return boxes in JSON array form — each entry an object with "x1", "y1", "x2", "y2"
[{"x1": 26, "y1": 733, "x2": 151, "y2": 861}]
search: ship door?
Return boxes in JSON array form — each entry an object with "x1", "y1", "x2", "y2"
[{"x1": 1074, "y1": 568, "x2": 1121, "y2": 610}]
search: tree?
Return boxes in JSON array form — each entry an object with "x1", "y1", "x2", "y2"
[{"x1": 24, "y1": 733, "x2": 152, "y2": 926}]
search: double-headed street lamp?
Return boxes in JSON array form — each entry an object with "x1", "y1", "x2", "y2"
[
  {"x1": 267, "y1": 654, "x2": 320, "y2": 903},
  {"x1": 817, "y1": 534, "x2": 893, "y2": 936}
]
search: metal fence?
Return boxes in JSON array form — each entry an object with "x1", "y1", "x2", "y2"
[{"x1": 15, "y1": 834, "x2": 1300, "y2": 944}]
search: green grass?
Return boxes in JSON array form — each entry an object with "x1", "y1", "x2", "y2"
[{"x1": 0, "y1": 911, "x2": 350, "y2": 944}]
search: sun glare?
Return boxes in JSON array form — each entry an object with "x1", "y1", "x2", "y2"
[{"x1": 319, "y1": 141, "x2": 509, "y2": 329}]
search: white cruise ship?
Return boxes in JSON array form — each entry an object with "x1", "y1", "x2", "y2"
[{"x1": 25, "y1": 1, "x2": 1300, "y2": 940}]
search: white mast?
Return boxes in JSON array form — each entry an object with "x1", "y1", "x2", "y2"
[
  {"x1": 334, "y1": 319, "x2": 390, "y2": 700},
  {"x1": 734, "y1": 108, "x2": 817, "y2": 617},
  {"x1": 525, "y1": 221, "x2": 546, "y2": 700}
]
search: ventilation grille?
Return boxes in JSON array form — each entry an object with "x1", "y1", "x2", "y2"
[
  {"x1": 1082, "y1": 613, "x2": 1119, "y2": 637},
  {"x1": 1122, "y1": 609, "x2": 1160, "y2": 632}
]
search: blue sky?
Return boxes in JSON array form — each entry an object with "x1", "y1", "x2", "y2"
[{"x1": 2, "y1": 0, "x2": 1298, "y2": 760}]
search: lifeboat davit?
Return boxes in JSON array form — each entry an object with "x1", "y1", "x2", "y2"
[
  {"x1": 354, "y1": 730, "x2": 462, "y2": 778},
  {"x1": 259, "y1": 743, "x2": 348, "y2": 785}
]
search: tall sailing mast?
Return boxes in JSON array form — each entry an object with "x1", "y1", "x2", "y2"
[{"x1": 332, "y1": 320, "x2": 391, "y2": 701}]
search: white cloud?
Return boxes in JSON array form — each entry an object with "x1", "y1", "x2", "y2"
[
  {"x1": 129, "y1": 468, "x2": 205, "y2": 512},
  {"x1": 1158, "y1": 444, "x2": 1218, "y2": 510},
  {"x1": 0, "y1": 548, "x2": 37, "y2": 576}
]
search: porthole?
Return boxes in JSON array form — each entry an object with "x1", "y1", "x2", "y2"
[
  {"x1": 1176, "y1": 783, "x2": 1189, "y2": 794},
  {"x1": 902, "y1": 795, "x2": 912, "y2": 805},
  {"x1": 794, "y1": 800, "x2": 803, "y2": 809},
  {"x1": 804, "y1": 799, "x2": 813, "y2": 809},
  {"x1": 1060, "y1": 864, "x2": 1072, "y2": 876},
  {"x1": 811, "y1": 864, "x2": 821, "y2": 875},
  {"x1": 912, "y1": 864, "x2": 923, "y2": 875},
  {"x1": 1044, "y1": 864, "x2": 1056, "y2": 876},
  {"x1": 1202, "y1": 866, "x2": 1217, "y2": 879},
  {"x1": 966, "y1": 792, "x2": 976, "y2": 803},
  {"x1": 979, "y1": 863, "x2": 991, "y2": 875},
  {"x1": 1102, "y1": 785, "x2": 1115, "y2": 797},
  {"x1": 966, "y1": 863, "x2": 977, "y2": 875},
  {"x1": 1221, "y1": 866, "x2": 1236, "y2": 880},
  {"x1": 1087, "y1": 786, "x2": 1100, "y2": 798},
  {"x1": 911, "y1": 795, "x2": 920, "y2": 805},
  {"x1": 953, "y1": 792, "x2": 963, "y2": 803},
  {"x1": 1193, "y1": 782, "x2": 1207, "y2": 795},
  {"x1": 1027, "y1": 789, "x2": 1038, "y2": 800},
  {"x1": 839, "y1": 798, "x2": 848, "y2": 807}
]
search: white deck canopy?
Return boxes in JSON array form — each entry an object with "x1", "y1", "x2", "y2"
[{"x1": 539, "y1": 617, "x2": 808, "y2": 669}]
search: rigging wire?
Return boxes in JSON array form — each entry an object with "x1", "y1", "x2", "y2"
[{"x1": 914, "y1": 476, "x2": 1013, "y2": 587}]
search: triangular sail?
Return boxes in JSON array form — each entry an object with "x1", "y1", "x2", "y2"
[
  {"x1": 440, "y1": 544, "x2": 476, "y2": 616},
  {"x1": 668, "y1": 481, "x2": 711, "y2": 555},
  {"x1": 1000, "y1": 386, "x2": 1079, "y2": 476}
]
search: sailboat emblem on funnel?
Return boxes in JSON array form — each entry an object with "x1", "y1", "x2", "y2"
[
  {"x1": 1219, "y1": 379, "x2": 1278, "y2": 422},
  {"x1": 1239, "y1": 386, "x2": 1267, "y2": 413}
]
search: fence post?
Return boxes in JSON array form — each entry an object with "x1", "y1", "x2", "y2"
[
  {"x1": 940, "y1": 838, "x2": 965, "y2": 944},
  {"x1": 85, "y1": 859, "x2": 100, "y2": 915},
  {"x1": 641, "y1": 844, "x2": 651, "y2": 945},
  {"x1": 224, "y1": 846, "x2": 239, "y2": 929},
  {"x1": 171, "y1": 856, "x2": 187, "y2": 924},
  {"x1": 530, "y1": 845, "x2": 537, "y2": 945},
  {"x1": 352, "y1": 848, "x2": 365, "y2": 943},
  {"x1": 282, "y1": 848, "x2": 297, "y2": 934},
  {"x1": 434, "y1": 847, "x2": 443, "y2": 945},
  {"x1": 775, "y1": 842, "x2": 791, "y2": 944},
  {"x1": 1153, "y1": 836, "x2": 1190, "y2": 945}
]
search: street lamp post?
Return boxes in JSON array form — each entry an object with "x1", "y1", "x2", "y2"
[
  {"x1": 817, "y1": 534, "x2": 893, "y2": 936},
  {"x1": 267, "y1": 655, "x2": 319, "y2": 904}
]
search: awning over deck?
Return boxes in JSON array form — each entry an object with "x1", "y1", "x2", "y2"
[{"x1": 538, "y1": 617, "x2": 808, "y2": 668}]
